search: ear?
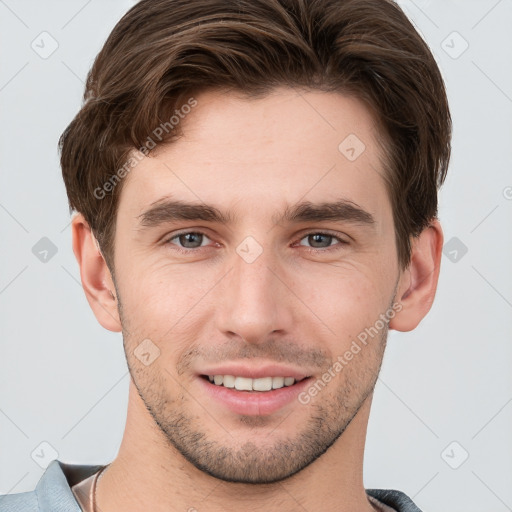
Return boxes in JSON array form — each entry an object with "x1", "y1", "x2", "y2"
[
  {"x1": 71, "y1": 213, "x2": 122, "y2": 332},
  {"x1": 389, "y1": 219, "x2": 444, "y2": 332}
]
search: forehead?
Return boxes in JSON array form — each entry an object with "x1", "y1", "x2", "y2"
[{"x1": 118, "y1": 87, "x2": 390, "y2": 225}]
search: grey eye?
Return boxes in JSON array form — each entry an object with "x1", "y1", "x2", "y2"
[
  {"x1": 300, "y1": 233, "x2": 337, "y2": 248},
  {"x1": 169, "y1": 232, "x2": 210, "y2": 249}
]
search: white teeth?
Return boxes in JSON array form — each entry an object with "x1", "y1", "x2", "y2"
[
  {"x1": 223, "y1": 375, "x2": 235, "y2": 388},
  {"x1": 253, "y1": 377, "x2": 272, "y2": 391},
  {"x1": 207, "y1": 375, "x2": 300, "y2": 391},
  {"x1": 284, "y1": 377, "x2": 295, "y2": 386},
  {"x1": 272, "y1": 376, "x2": 284, "y2": 388},
  {"x1": 234, "y1": 376, "x2": 253, "y2": 391}
]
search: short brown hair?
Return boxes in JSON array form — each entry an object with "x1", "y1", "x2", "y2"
[{"x1": 59, "y1": 0, "x2": 451, "y2": 273}]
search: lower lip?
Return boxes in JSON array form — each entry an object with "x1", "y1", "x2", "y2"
[{"x1": 198, "y1": 376, "x2": 312, "y2": 416}]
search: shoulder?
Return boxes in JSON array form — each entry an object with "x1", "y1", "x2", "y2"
[
  {"x1": 0, "y1": 490, "x2": 39, "y2": 511},
  {"x1": 0, "y1": 459, "x2": 106, "y2": 512},
  {"x1": 366, "y1": 488, "x2": 423, "y2": 512}
]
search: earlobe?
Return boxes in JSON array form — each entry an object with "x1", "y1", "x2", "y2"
[
  {"x1": 389, "y1": 219, "x2": 444, "y2": 332},
  {"x1": 71, "y1": 213, "x2": 122, "y2": 332}
]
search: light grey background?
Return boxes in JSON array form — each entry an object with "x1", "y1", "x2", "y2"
[{"x1": 0, "y1": 1, "x2": 511, "y2": 511}]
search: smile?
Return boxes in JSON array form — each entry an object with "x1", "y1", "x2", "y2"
[
  {"x1": 198, "y1": 374, "x2": 313, "y2": 416},
  {"x1": 205, "y1": 374, "x2": 306, "y2": 391}
]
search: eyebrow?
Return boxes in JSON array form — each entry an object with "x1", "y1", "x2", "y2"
[{"x1": 136, "y1": 197, "x2": 376, "y2": 229}]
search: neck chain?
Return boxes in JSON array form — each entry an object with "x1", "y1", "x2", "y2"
[{"x1": 92, "y1": 465, "x2": 109, "y2": 512}]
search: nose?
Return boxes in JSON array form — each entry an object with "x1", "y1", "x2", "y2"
[{"x1": 215, "y1": 243, "x2": 295, "y2": 345}]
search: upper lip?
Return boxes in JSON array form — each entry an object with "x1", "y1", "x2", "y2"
[{"x1": 198, "y1": 363, "x2": 310, "y2": 380}]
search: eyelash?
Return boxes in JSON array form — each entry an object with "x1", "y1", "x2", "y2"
[{"x1": 163, "y1": 230, "x2": 349, "y2": 255}]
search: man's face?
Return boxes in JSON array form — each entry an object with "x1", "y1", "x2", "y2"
[{"x1": 111, "y1": 87, "x2": 402, "y2": 483}]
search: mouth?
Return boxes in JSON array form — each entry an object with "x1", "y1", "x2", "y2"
[
  {"x1": 200, "y1": 374, "x2": 309, "y2": 391},
  {"x1": 197, "y1": 373, "x2": 313, "y2": 416}
]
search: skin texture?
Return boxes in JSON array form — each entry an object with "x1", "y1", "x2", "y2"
[{"x1": 72, "y1": 87, "x2": 443, "y2": 512}]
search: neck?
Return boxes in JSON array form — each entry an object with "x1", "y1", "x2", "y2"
[{"x1": 96, "y1": 381, "x2": 378, "y2": 512}]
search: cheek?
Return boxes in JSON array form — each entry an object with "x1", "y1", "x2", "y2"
[
  {"x1": 295, "y1": 262, "x2": 391, "y2": 334},
  {"x1": 122, "y1": 258, "x2": 206, "y2": 314},
  {"x1": 118, "y1": 261, "x2": 216, "y2": 354}
]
